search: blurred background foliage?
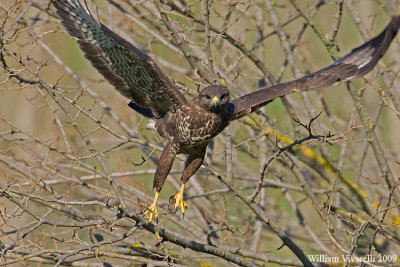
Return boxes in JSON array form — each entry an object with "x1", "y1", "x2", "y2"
[{"x1": 1, "y1": 0, "x2": 400, "y2": 266}]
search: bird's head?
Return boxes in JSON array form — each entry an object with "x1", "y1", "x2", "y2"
[{"x1": 195, "y1": 85, "x2": 230, "y2": 112}]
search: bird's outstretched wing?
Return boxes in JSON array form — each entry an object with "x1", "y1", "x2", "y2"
[
  {"x1": 52, "y1": 0, "x2": 188, "y2": 118},
  {"x1": 231, "y1": 16, "x2": 400, "y2": 120}
]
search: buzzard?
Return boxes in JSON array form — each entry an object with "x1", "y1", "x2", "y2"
[{"x1": 52, "y1": 0, "x2": 400, "y2": 221}]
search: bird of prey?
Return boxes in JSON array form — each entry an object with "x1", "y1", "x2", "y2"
[{"x1": 52, "y1": 0, "x2": 400, "y2": 222}]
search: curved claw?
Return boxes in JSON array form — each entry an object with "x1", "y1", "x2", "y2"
[
  {"x1": 145, "y1": 192, "x2": 159, "y2": 222},
  {"x1": 173, "y1": 184, "x2": 187, "y2": 214}
]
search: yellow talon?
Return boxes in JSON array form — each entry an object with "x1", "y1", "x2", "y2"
[
  {"x1": 173, "y1": 184, "x2": 187, "y2": 213},
  {"x1": 145, "y1": 192, "x2": 159, "y2": 222}
]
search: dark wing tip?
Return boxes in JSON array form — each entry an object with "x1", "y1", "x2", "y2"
[
  {"x1": 230, "y1": 15, "x2": 400, "y2": 120},
  {"x1": 391, "y1": 15, "x2": 400, "y2": 30},
  {"x1": 52, "y1": 0, "x2": 188, "y2": 118}
]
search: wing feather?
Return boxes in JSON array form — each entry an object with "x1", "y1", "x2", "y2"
[
  {"x1": 231, "y1": 16, "x2": 400, "y2": 120},
  {"x1": 53, "y1": 0, "x2": 187, "y2": 117}
]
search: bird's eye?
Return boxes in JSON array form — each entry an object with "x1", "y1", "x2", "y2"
[
  {"x1": 205, "y1": 95, "x2": 211, "y2": 99},
  {"x1": 221, "y1": 93, "x2": 227, "y2": 99}
]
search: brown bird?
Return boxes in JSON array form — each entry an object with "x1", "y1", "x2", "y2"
[{"x1": 52, "y1": 0, "x2": 400, "y2": 221}]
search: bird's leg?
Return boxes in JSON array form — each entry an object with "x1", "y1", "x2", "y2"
[
  {"x1": 144, "y1": 191, "x2": 159, "y2": 222},
  {"x1": 145, "y1": 140, "x2": 176, "y2": 222},
  {"x1": 173, "y1": 147, "x2": 207, "y2": 215},
  {"x1": 173, "y1": 183, "x2": 186, "y2": 213}
]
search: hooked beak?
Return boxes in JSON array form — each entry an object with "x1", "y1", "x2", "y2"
[{"x1": 211, "y1": 96, "x2": 220, "y2": 108}]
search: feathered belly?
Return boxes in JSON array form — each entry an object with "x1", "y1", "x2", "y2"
[
  {"x1": 155, "y1": 108, "x2": 228, "y2": 154},
  {"x1": 175, "y1": 112, "x2": 225, "y2": 153}
]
